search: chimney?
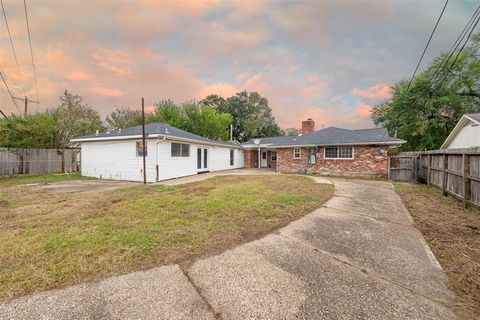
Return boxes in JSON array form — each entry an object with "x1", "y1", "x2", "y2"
[{"x1": 301, "y1": 118, "x2": 315, "y2": 134}]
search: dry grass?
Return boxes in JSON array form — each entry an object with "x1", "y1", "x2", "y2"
[
  {"x1": 394, "y1": 182, "x2": 480, "y2": 320},
  {"x1": 0, "y1": 175, "x2": 333, "y2": 301}
]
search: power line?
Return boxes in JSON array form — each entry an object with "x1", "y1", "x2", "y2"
[
  {"x1": 1, "y1": 0, "x2": 23, "y2": 83},
  {"x1": 430, "y1": 5, "x2": 480, "y2": 84},
  {"x1": 0, "y1": 71, "x2": 21, "y2": 115},
  {"x1": 406, "y1": 0, "x2": 449, "y2": 92},
  {"x1": 431, "y1": 11, "x2": 480, "y2": 96},
  {"x1": 23, "y1": 0, "x2": 39, "y2": 106}
]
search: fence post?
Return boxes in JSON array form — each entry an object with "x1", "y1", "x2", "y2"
[
  {"x1": 442, "y1": 153, "x2": 447, "y2": 196},
  {"x1": 463, "y1": 154, "x2": 471, "y2": 208},
  {"x1": 427, "y1": 154, "x2": 431, "y2": 186}
]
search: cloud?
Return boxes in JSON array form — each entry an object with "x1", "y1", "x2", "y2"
[
  {"x1": 356, "y1": 102, "x2": 373, "y2": 117},
  {"x1": 90, "y1": 86, "x2": 124, "y2": 97},
  {"x1": 197, "y1": 83, "x2": 239, "y2": 99},
  {"x1": 351, "y1": 83, "x2": 391, "y2": 100},
  {"x1": 65, "y1": 71, "x2": 90, "y2": 81}
]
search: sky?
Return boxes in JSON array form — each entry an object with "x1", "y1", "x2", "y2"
[{"x1": 0, "y1": 0, "x2": 477, "y2": 130}]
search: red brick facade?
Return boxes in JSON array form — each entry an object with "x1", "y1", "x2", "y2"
[
  {"x1": 244, "y1": 149, "x2": 277, "y2": 169},
  {"x1": 275, "y1": 146, "x2": 388, "y2": 177}
]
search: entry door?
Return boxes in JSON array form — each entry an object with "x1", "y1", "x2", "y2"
[
  {"x1": 261, "y1": 151, "x2": 268, "y2": 167},
  {"x1": 197, "y1": 148, "x2": 209, "y2": 171}
]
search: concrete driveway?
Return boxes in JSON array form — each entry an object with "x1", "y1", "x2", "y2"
[{"x1": 0, "y1": 177, "x2": 455, "y2": 320}]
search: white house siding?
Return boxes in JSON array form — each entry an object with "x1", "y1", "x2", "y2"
[
  {"x1": 81, "y1": 138, "x2": 244, "y2": 183},
  {"x1": 448, "y1": 123, "x2": 480, "y2": 149}
]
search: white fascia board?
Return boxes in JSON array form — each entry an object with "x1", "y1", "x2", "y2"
[
  {"x1": 71, "y1": 134, "x2": 242, "y2": 149},
  {"x1": 242, "y1": 144, "x2": 272, "y2": 149},
  {"x1": 440, "y1": 116, "x2": 468, "y2": 149},
  {"x1": 270, "y1": 141, "x2": 406, "y2": 148}
]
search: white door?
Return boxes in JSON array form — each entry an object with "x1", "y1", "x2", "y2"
[
  {"x1": 197, "y1": 148, "x2": 209, "y2": 172},
  {"x1": 261, "y1": 151, "x2": 268, "y2": 167}
]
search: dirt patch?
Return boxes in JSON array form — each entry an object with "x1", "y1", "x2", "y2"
[{"x1": 395, "y1": 182, "x2": 480, "y2": 320}]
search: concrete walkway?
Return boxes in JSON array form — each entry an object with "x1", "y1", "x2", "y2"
[{"x1": 0, "y1": 177, "x2": 455, "y2": 320}]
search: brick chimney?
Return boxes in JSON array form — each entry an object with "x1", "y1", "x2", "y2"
[{"x1": 301, "y1": 118, "x2": 315, "y2": 134}]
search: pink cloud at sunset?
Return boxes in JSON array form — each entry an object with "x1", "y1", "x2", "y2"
[
  {"x1": 65, "y1": 71, "x2": 90, "y2": 81},
  {"x1": 356, "y1": 102, "x2": 373, "y2": 117},
  {"x1": 351, "y1": 83, "x2": 391, "y2": 100},
  {"x1": 90, "y1": 86, "x2": 124, "y2": 97}
]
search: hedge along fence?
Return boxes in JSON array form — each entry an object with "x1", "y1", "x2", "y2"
[
  {"x1": 0, "y1": 148, "x2": 79, "y2": 176},
  {"x1": 389, "y1": 148, "x2": 480, "y2": 208}
]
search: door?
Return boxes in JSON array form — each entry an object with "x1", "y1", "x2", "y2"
[
  {"x1": 197, "y1": 148, "x2": 209, "y2": 172},
  {"x1": 261, "y1": 151, "x2": 268, "y2": 167}
]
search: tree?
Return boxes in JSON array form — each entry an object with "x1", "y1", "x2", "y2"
[
  {"x1": 149, "y1": 100, "x2": 233, "y2": 140},
  {"x1": 202, "y1": 91, "x2": 283, "y2": 142},
  {"x1": 105, "y1": 106, "x2": 142, "y2": 130},
  {"x1": 372, "y1": 34, "x2": 480, "y2": 151},
  {"x1": 55, "y1": 90, "x2": 104, "y2": 150},
  {"x1": 284, "y1": 128, "x2": 300, "y2": 136}
]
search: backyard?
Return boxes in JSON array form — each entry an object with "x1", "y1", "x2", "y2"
[
  {"x1": 395, "y1": 182, "x2": 480, "y2": 320},
  {"x1": 0, "y1": 174, "x2": 333, "y2": 301}
]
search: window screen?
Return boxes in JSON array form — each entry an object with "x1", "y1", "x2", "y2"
[
  {"x1": 171, "y1": 143, "x2": 190, "y2": 157},
  {"x1": 325, "y1": 146, "x2": 353, "y2": 159},
  {"x1": 294, "y1": 148, "x2": 301, "y2": 159},
  {"x1": 136, "y1": 141, "x2": 147, "y2": 157},
  {"x1": 271, "y1": 151, "x2": 277, "y2": 161},
  {"x1": 230, "y1": 149, "x2": 234, "y2": 166}
]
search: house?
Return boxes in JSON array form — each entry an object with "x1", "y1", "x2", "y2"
[
  {"x1": 440, "y1": 113, "x2": 480, "y2": 149},
  {"x1": 71, "y1": 123, "x2": 244, "y2": 182},
  {"x1": 242, "y1": 119, "x2": 405, "y2": 177}
]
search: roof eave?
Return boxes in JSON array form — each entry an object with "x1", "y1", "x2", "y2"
[{"x1": 269, "y1": 140, "x2": 406, "y2": 148}]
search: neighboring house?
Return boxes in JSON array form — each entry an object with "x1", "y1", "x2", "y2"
[
  {"x1": 71, "y1": 123, "x2": 244, "y2": 182},
  {"x1": 242, "y1": 119, "x2": 405, "y2": 177},
  {"x1": 441, "y1": 113, "x2": 480, "y2": 149}
]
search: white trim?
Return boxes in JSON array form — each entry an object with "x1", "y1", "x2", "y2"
[
  {"x1": 271, "y1": 151, "x2": 277, "y2": 161},
  {"x1": 323, "y1": 146, "x2": 355, "y2": 160},
  {"x1": 293, "y1": 147, "x2": 301, "y2": 159},
  {"x1": 271, "y1": 140, "x2": 405, "y2": 148},
  {"x1": 440, "y1": 114, "x2": 480, "y2": 149},
  {"x1": 71, "y1": 134, "x2": 242, "y2": 149}
]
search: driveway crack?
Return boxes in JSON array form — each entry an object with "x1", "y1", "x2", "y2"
[
  {"x1": 178, "y1": 264, "x2": 223, "y2": 320},
  {"x1": 277, "y1": 232, "x2": 454, "y2": 308}
]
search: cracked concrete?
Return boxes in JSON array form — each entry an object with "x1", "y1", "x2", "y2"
[{"x1": 0, "y1": 176, "x2": 456, "y2": 319}]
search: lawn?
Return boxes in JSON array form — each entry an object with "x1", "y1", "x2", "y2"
[
  {"x1": 0, "y1": 175, "x2": 333, "y2": 301},
  {"x1": 395, "y1": 183, "x2": 480, "y2": 320},
  {"x1": 0, "y1": 172, "x2": 87, "y2": 186}
]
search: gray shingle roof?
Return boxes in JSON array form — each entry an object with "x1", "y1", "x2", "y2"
[
  {"x1": 242, "y1": 127, "x2": 404, "y2": 147},
  {"x1": 73, "y1": 123, "x2": 241, "y2": 148}
]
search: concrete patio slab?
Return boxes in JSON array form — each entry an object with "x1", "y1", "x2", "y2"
[
  {"x1": 0, "y1": 265, "x2": 215, "y2": 320},
  {"x1": 278, "y1": 207, "x2": 454, "y2": 303},
  {"x1": 188, "y1": 233, "x2": 454, "y2": 320}
]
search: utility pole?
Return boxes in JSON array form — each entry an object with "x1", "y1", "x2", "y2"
[
  {"x1": 141, "y1": 97, "x2": 147, "y2": 185},
  {"x1": 0, "y1": 109, "x2": 6, "y2": 118},
  {"x1": 13, "y1": 96, "x2": 38, "y2": 115}
]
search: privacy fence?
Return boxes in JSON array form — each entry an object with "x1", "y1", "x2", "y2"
[
  {"x1": 0, "y1": 148, "x2": 79, "y2": 176},
  {"x1": 388, "y1": 147, "x2": 480, "y2": 208}
]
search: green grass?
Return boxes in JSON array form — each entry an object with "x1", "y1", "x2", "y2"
[
  {"x1": 0, "y1": 175, "x2": 333, "y2": 301},
  {"x1": 0, "y1": 172, "x2": 87, "y2": 186}
]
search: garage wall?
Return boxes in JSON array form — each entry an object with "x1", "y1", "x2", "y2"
[{"x1": 81, "y1": 139, "x2": 244, "y2": 182}]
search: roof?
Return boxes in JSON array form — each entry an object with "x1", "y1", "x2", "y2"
[
  {"x1": 465, "y1": 113, "x2": 480, "y2": 123},
  {"x1": 71, "y1": 122, "x2": 241, "y2": 148},
  {"x1": 242, "y1": 127, "x2": 405, "y2": 147},
  {"x1": 441, "y1": 113, "x2": 480, "y2": 149}
]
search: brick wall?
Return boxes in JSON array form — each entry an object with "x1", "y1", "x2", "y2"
[
  {"x1": 275, "y1": 146, "x2": 388, "y2": 177},
  {"x1": 244, "y1": 150, "x2": 258, "y2": 168}
]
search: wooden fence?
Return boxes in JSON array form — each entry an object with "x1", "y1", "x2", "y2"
[
  {"x1": 389, "y1": 148, "x2": 480, "y2": 208},
  {"x1": 0, "y1": 148, "x2": 79, "y2": 176}
]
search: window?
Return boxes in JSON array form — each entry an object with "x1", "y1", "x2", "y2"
[
  {"x1": 230, "y1": 149, "x2": 234, "y2": 166},
  {"x1": 293, "y1": 148, "x2": 301, "y2": 159},
  {"x1": 136, "y1": 141, "x2": 147, "y2": 157},
  {"x1": 324, "y1": 146, "x2": 354, "y2": 159},
  {"x1": 271, "y1": 151, "x2": 277, "y2": 161},
  {"x1": 171, "y1": 143, "x2": 190, "y2": 157}
]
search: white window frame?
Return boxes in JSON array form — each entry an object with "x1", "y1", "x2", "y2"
[
  {"x1": 324, "y1": 146, "x2": 354, "y2": 160},
  {"x1": 271, "y1": 151, "x2": 277, "y2": 161},
  {"x1": 136, "y1": 141, "x2": 147, "y2": 157},
  {"x1": 293, "y1": 148, "x2": 301, "y2": 159},
  {"x1": 171, "y1": 142, "x2": 190, "y2": 157},
  {"x1": 230, "y1": 149, "x2": 234, "y2": 166}
]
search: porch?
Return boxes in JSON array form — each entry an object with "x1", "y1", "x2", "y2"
[{"x1": 244, "y1": 148, "x2": 278, "y2": 170}]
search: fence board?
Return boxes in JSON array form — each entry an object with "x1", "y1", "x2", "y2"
[
  {"x1": 0, "y1": 148, "x2": 79, "y2": 176},
  {"x1": 389, "y1": 147, "x2": 480, "y2": 208}
]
